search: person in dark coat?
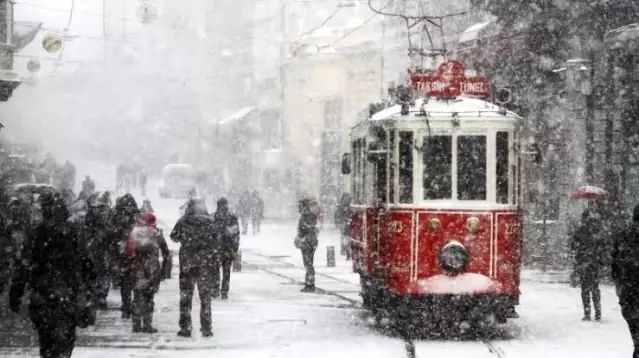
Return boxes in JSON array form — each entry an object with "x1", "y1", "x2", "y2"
[
  {"x1": 212, "y1": 198, "x2": 240, "y2": 299},
  {"x1": 570, "y1": 209, "x2": 605, "y2": 321},
  {"x1": 0, "y1": 198, "x2": 32, "y2": 293},
  {"x1": 127, "y1": 213, "x2": 170, "y2": 333},
  {"x1": 612, "y1": 203, "x2": 639, "y2": 358},
  {"x1": 139, "y1": 169, "x2": 148, "y2": 197},
  {"x1": 250, "y1": 191, "x2": 264, "y2": 235},
  {"x1": 237, "y1": 190, "x2": 251, "y2": 235},
  {"x1": 9, "y1": 192, "x2": 92, "y2": 358},
  {"x1": 111, "y1": 193, "x2": 140, "y2": 318},
  {"x1": 170, "y1": 198, "x2": 217, "y2": 338},
  {"x1": 295, "y1": 198, "x2": 320, "y2": 292},
  {"x1": 85, "y1": 192, "x2": 114, "y2": 309},
  {"x1": 334, "y1": 193, "x2": 352, "y2": 260}
]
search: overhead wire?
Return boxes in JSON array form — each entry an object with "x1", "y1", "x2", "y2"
[{"x1": 316, "y1": 0, "x2": 394, "y2": 51}]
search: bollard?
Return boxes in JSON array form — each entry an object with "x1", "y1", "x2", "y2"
[
  {"x1": 327, "y1": 246, "x2": 336, "y2": 267},
  {"x1": 232, "y1": 250, "x2": 242, "y2": 272}
]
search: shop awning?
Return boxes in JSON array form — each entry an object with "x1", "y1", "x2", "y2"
[{"x1": 13, "y1": 21, "x2": 43, "y2": 52}]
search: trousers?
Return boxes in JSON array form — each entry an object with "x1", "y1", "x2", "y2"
[
  {"x1": 179, "y1": 266, "x2": 213, "y2": 333},
  {"x1": 212, "y1": 256, "x2": 233, "y2": 295},
  {"x1": 30, "y1": 303, "x2": 77, "y2": 358},
  {"x1": 301, "y1": 245, "x2": 317, "y2": 288},
  {"x1": 132, "y1": 290, "x2": 155, "y2": 329}
]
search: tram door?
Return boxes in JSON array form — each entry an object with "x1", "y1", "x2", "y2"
[{"x1": 367, "y1": 127, "x2": 389, "y2": 269}]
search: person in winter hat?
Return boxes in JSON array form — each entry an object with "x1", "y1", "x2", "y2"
[
  {"x1": 570, "y1": 209, "x2": 606, "y2": 321},
  {"x1": 10, "y1": 191, "x2": 96, "y2": 358},
  {"x1": 212, "y1": 198, "x2": 240, "y2": 299},
  {"x1": 140, "y1": 199, "x2": 154, "y2": 214},
  {"x1": 295, "y1": 197, "x2": 320, "y2": 292},
  {"x1": 612, "y1": 203, "x2": 639, "y2": 358},
  {"x1": 126, "y1": 212, "x2": 170, "y2": 333},
  {"x1": 170, "y1": 198, "x2": 217, "y2": 338}
]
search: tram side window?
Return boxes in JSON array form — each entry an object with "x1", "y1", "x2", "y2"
[
  {"x1": 398, "y1": 131, "x2": 413, "y2": 203},
  {"x1": 457, "y1": 135, "x2": 487, "y2": 201},
  {"x1": 423, "y1": 135, "x2": 452, "y2": 200},
  {"x1": 496, "y1": 132, "x2": 510, "y2": 204}
]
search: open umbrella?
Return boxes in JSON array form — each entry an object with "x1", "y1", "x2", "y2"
[{"x1": 570, "y1": 185, "x2": 609, "y2": 200}]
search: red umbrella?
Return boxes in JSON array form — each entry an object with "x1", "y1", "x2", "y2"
[{"x1": 570, "y1": 185, "x2": 609, "y2": 200}]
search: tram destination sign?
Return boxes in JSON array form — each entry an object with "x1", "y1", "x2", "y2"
[{"x1": 410, "y1": 60, "x2": 490, "y2": 98}]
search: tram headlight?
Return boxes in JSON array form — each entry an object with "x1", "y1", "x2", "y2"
[
  {"x1": 467, "y1": 217, "x2": 481, "y2": 234},
  {"x1": 438, "y1": 241, "x2": 469, "y2": 273}
]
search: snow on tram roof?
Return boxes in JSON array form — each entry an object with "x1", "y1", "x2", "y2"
[{"x1": 369, "y1": 97, "x2": 520, "y2": 121}]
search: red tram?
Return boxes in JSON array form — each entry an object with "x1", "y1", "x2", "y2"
[{"x1": 342, "y1": 61, "x2": 524, "y2": 328}]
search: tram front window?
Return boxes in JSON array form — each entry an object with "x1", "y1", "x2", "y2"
[
  {"x1": 457, "y1": 135, "x2": 487, "y2": 201},
  {"x1": 423, "y1": 135, "x2": 452, "y2": 200}
]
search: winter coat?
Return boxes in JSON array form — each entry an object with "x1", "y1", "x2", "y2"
[
  {"x1": 251, "y1": 197, "x2": 264, "y2": 219},
  {"x1": 9, "y1": 209, "x2": 93, "y2": 321},
  {"x1": 296, "y1": 212, "x2": 319, "y2": 250},
  {"x1": 170, "y1": 210, "x2": 217, "y2": 271},
  {"x1": 127, "y1": 224, "x2": 170, "y2": 292},
  {"x1": 334, "y1": 202, "x2": 352, "y2": 235},
  {"x1": 571, "y1": 216, "x2": 606, "y2": 273},
  {"x1": 84, "y1": 204, "x2": 113, "y2": 264},
  {"x1": 612, "y1": 204, "x2": 639, "y2": 309},
  {"x1": 213, "y1": 210, "x2": 240, "y2": 260},
  {"x1": 237, "y1": 193, "x2": 251, "y2": 217}
]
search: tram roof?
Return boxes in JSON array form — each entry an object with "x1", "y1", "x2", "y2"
[{"x1": 369, "y1": 97, "x2": 521, "y2": 122}]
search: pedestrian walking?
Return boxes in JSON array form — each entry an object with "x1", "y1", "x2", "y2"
[
  {"x1": 111, "y1": 193, "x2": 140, "y2": 318},
  {"x1": 334, "y1": 193, "x2": 352, "y2": 260},
  {"x1": 9, "y1": 192, "x2": 95, "y2": 358},
  {"x1": 85, "y1": 192, "x2": 114, "y2": 309},
  {"x1": 139, "y1": 169, "x2": 148, "y2": 197},
  {"x1": 237, "y1": 190, "x2": 251, "y2": 235},
  {"x1": 212, "y1": 198, "x2": 240, "y2": 299},
  {"x1": 613, "y1": 203, "x2": 639, "y2": 358},
  {"x1": 250, "y1": 190, "x2": 264, "y2": 235},
  {"x1": 82, "y1": 175, "x2": 96, "y2": 197},
  {"x1": 570, "y1": 209, "x2": 606, "y2": 321},
  {"x1": 170, "y1": 198, "x2": 217, "y2": 338},
  {"x1": 294, "y1": 197, "x2": 320, "y2": 293},
  {"x1": 140, "y1": 199, "x2": 154, "y2": 214},
  {"x1": 126, "y1": 212, "x2": 170, "y2": 333}
]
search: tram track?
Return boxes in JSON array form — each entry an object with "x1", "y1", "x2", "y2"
[
  {"x1": 242, "y1": 248, "x2": 507, "y2": 358},
  {"x1": 240, "y1": 249, "x2": 361, "y2": 306}
]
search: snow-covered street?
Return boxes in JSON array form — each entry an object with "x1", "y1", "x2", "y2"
[{"x1": 0, "y1": 169, "x2": 632, "y2": 357}]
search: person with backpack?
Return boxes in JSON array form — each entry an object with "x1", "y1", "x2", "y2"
[
  {"x1": 170, "y1": 199, "x2": 217, "y2": 338},
  {"x1": 613, "y1": 203, "x2": 639, "y2": 358},
  {"x1": 570, "y1": 209, "x2": 606, "y2": 321},
  {"x1": 126, "y1": 212, "x2": 170, "y2": 333},
  {"x1": 294, "y1": 197, "x2": 320, "y2": 293},
  {"x1": 212, "y1": 198, "x2": 240, "y2": 299},
  {"x1": 10, "y1": 192, "x2": 95, "y2": 358}
]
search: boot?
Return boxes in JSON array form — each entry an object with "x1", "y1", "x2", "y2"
[
  {"x1": 221, "y1": 292, "x2": 228, "y2": 300},
  {"x1": 142, "y1": 312, "x2": 158, "y2": 333},
  {"x1": 177, "y1": 330, "x2": 192, "y2": 337},
  {"x1": 201, "y1": 329, "x2": 214, "y2": 338},
  {"x1": 301, "y1": 285, "x2": 315, "y2": 293},
  {"x1": 582, "y1": 306, "x2": 591, "y2": 321}
]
